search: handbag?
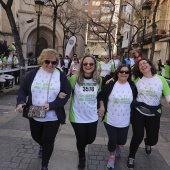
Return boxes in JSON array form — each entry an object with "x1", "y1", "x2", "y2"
[{"x1": 27, "y1": 72, "x2": 53, "y2": 118}]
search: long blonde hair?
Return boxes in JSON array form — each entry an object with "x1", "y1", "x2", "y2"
[{"x1": 76, "y1": 55, "x2": 100, "y2": 85}]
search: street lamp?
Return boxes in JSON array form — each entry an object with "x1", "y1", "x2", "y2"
[
  {"x1": 35, "y1": 0, "x2": 44, "y2": 62},
  {"x1": 141, "y1": 1, "x2": 151, "y2": 52}
]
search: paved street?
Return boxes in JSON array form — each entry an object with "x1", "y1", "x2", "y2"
[{"x1": 0, "y1": 85, "x2": 170, "y2": 170}]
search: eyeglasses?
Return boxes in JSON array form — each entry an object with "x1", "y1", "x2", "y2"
[
  {"x1": 83, "y1": 63, "x2": 95, "y2": 66},
  {"x1": 139, "y1": 61, "x2": 148, "y2": 67},
  {"x1": 104, "y1": 58, "x2": 109, "y2": 59},
  {"x1": 44, "y1": 60, "x2": 57, "y2": 65},
  {"x1": 119, "y1": 70, "x2": 130, "y2": 74}
]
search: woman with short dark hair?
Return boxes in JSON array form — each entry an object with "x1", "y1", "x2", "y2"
[{"x1": 127, "y1": 58, "x2": 170, "y2": 170}]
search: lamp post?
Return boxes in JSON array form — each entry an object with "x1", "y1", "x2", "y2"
[
  {"x1": 141, "y1": 1, "x2": 151, "y2": 52},
  {"x1": 35, "y1": 0, "x2": 44, "y2": 62},
  {"x1": 63, "y1": 28, "x2": 69, "y2": 57}
]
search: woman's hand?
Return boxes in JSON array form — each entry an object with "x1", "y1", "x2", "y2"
[
  {"x1": 98, "y1": 106, "x2": 105, "y2": 117},
  {"x1": 44, "y1": 102, "x2": 49, "y2": 111},
  {"x1": 106, "y1": 78, "x2": 114, "y2": 84},
  {"x1": 58, "y1": 92, "x2": 67, "y2": 99},
  {"x1": 15, "y1": 103, "x2": 26, "y2": 113}
]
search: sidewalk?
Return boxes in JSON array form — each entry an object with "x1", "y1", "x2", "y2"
[{"x1": 0, "y1": 85, "x2": 170, "y2": 170}]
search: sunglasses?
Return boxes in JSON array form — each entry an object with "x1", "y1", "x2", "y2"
[
  {"x1": 83, "y1": 63, "x2": 95, "y2": 66},
  {"x1": 44, "y1": 60, "x2": 57, "y2": 65},
  {"x1": 104, "y1": 58, "x2": 109, "y2": 59},
  {"x1": 119, "y1": 70, "x2": 130, "y2": 74}
]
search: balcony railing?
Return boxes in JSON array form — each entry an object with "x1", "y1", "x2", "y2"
[{"x1": 137, "y1": 20, "x2": 170, "y2": 42}]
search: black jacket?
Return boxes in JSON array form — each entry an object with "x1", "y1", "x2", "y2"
[
  {"x1": 97, "y1": 80, "x2": 138, "y2": 121},
  {"x1": 16, "y1": 67, "x2": 71, "y2": 124}
]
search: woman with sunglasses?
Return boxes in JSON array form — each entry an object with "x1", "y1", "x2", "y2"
[
  {"x1": 98, "y1": 56, "x2": 114, "y2": 86},
  {"x1": 98, "y1": 64, "x2": 137, "y2": 169},
  {"x1": 16, "y1": 49, "x2": 71, "y2": 170},
  {"x1": 67, "y1": 57, "x2": 79, "y2": 77},
  {"x1": 127, "y1": 58, "x2": 170, "y2": 170},
  {"x1": 69, "y1": 55, "x2": 102, "y2": 170}
]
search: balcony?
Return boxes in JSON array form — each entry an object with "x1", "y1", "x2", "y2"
[{"x1": 137, "y1": 20, "x2": 170, "y2": 43}]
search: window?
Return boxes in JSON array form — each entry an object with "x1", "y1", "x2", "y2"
[
  {"x1": 122, "y1": 5, "x2": 127, "y2": 13},
  {"x1": 91, "y1": 10, "x2": 100, "y2": 14},
  {"x1": 101, "y1": 7, "x2": 111, "y2": 13},
  {"x1": 92, "y1": 1, "x2": 100, "y2": 6},
  {"x1": 92, "y1": 18, "x2": 99, "y2": 22},
  {"x1": 104, "y1": 1, "x2": 111, "y2": 4}
]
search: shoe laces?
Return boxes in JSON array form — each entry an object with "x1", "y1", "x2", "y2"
[
  {"x1": 109, "y1": 156, "x2": 115, "y2": 163},
  {"x1": 128, "y1": 158, "x2": 134, "y2": 165}
]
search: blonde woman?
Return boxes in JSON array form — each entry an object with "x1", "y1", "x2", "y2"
[{"x1": 16, "y1": 49, "x2": 71, "y2": 170}]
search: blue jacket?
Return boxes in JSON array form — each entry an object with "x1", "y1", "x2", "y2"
[
  {"x1": 16, "y1": 67, "x2": 71, "y2": 124},
  {"x1": 124, "y1": 57, "x2": 136, "y2": 66}
]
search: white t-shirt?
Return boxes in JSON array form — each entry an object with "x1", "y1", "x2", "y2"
[
  {"x1": 104, "y1": 81, "x2": 133, "y2": 127},
  {"x1": 69, "y1": 78, "x2": 99, "y2": 123},
  {"x1": 64, "y1": 59, "x2": 69, "y2": 68},
  {"x1": 110, "y1": 59, "x2": 121, "y2": 70},
  {"x1": 130, "y1": 58, "x2": 135, "y2": 67},
  {"x1": 31, "y1": 68, "x2": 60, "y2": 122},
  {"x1": 99, "y1": 62, "x2": 113, "y2": 77}
]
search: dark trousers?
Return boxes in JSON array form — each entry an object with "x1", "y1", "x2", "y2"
[
  {"x1": 129, "y1": 109, "x2": 160, "y2": 158},
  {"x1": 29, "y1": 119, "x2": 60, "y2": 167},
  {"x1": 71, "y1": 121, "x2": 98, "y2": 158},
  {"x1": 104, "y1": 122, "x2": 129, "y2": 152}
]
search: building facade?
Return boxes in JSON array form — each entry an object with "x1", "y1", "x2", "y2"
[{"x1": 0, "y1": 0, "x2": 85, "y2": 58}]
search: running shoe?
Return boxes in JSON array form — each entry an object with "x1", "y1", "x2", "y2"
[
  {"x1": 40, "y1": 167, "x2": 48, "y2": 170},
  {"x1": 145, "y1": 145, "x2": 152, "y2": 155},
  {"x1": 127, "y1": 157, "x2": 135, "y2": 170},
  {"x1": 78, "y1": 157, "x2": 86, "y2": 170},
  {"x1": 107, "y1": 155, "x2": 115, "y2": 169}
]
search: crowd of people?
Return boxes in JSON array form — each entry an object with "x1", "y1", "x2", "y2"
[{"x1": 13, "y1": 47, "x2": 170, "y2": 170}]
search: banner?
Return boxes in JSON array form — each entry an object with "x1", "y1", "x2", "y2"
[{"x1": 65, "y1": 36, "x2": 77, "y2": 56}]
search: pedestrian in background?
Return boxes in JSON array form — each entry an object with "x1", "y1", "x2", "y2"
[
  {"x1": 64, "y1": 55, "x2": 70, "y2": 74},
  {"x1": 134, "y1": 49, "x2": 142, "y2": 61},
  {"x1": 67, "y1": 57, "x2": 79, "y2": 77},
  {"x1": 127, "y1": 58, "x2": 170, "y2": 170},
  {"x1": 98, "y1": 64, "x2": 137, "y2": 169},
  {"x1": 69, "y1": 55, "x2": 102, "y2": 170},
  {"x1": 123, "y1": 49, "x2": 136, "y2": 68},
  {"x1": 98, "y1": 55, "x2": 114, "y2": 86},
  {"x1": 110, "y1": 54, "x2": 121, "y2": 71},
  {"x1": 16, "y1": 49, "x2": 71, "y2": 170}
]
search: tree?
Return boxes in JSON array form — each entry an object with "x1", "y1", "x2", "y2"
[
  {"x1": 57, "y1": 1, "x2": 86, "y2": 56},
  {"x1": 0, "y1": 0, "x2": 25, "y2": 81}
]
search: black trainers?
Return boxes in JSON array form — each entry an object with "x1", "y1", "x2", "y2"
[
  {"x1": 78, "y1": 157, "x2": 86, "y2": 170},
  {"x1": 127, "y1": 157, "x2": 135, "y2": 170},
  {"x1": 144, "y1": 138, "x2": 152, "y2": 155},
  {"x1": 145, "y1": 145, "x2": 152, "y2": 155}
]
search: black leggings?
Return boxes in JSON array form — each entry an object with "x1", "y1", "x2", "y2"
[
  {"x1": 129, "y1": 109, "x2": 160, "y2": 158},
  {"x1": 104, "y1": 123, "x2": 129, "y2": 152},
  {"x1": 29, "y1": 119, "x2": 60, "y2": 167},
  {"x1": 71, "y1": 121, "x2": 98, "y2": 158}
]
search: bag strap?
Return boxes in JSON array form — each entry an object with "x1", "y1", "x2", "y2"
[{"x1": 46, "y1": 72, "x2": 53, "y2": 102}]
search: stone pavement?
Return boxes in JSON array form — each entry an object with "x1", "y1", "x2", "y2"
[{"x1": 0, "y1": 85, "x2": 170, "y2": 170}]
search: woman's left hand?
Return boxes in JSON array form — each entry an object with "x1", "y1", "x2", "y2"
[
  {"x1": 98, "y1": 106, "x2": 105, "y2": 117},
  {"x1": 59, "y1": 92, "x2": 67, "y2": 99},
  {"x1": 44, "y1": 103, "x2": 49, "y2": 111}
]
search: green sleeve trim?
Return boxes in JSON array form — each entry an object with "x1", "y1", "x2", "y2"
[
  {"x1": 158, "y1": 75, "x2": 170, "y2": 96},
  {"x1": 69, "y1": 75, "x2": 77, "y2": 90},
  {"x1": 132, "y1": 77, "x2": 140, "y2": 84}
]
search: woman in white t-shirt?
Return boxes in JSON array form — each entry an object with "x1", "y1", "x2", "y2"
[
  {"x1": 98, "y1": 64, "x2": 137, "y2": 169},
  {"x1": 127, "y1": 58, "x2": 170, "y2": 170},
  {"x1": 69, "y1": 55, "x2": 102, "y2": 170},
  {"x1": 64, "y1": 55, "x2": 70, "y2": 74}
]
